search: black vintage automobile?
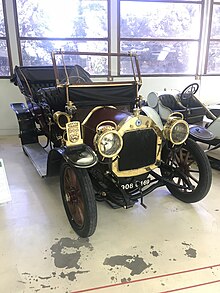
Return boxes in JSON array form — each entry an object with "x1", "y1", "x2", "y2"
[{"x1": 11, "y1": 51, "x2": 212, "y2": 237}]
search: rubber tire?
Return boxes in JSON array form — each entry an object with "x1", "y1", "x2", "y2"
[
  {"x1": 60, "y1": 162, "x2": 97, "y2": 237},
  {"x1": 161, "y1": 138, "x2": 212, "y2": 203}
]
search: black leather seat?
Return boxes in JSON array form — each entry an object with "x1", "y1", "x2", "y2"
[
  {"x1": 158, "y1": 93, "x2": 206, "y2": 123},
  {"x1": 160, "y1": 94, "x2": 186, "y2": 111},
  {"x1": 37, "y1": 87, "x2": 67, "y2": 112},
  {"x1": 158, "y1": 94, "x2": 186, "y2": 121},
  {"x1": 178, "y1": 93, "x2": 206, "y2": 123}
]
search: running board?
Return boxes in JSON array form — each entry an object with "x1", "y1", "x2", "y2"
[{"x1": 23, "y1": 143, "x2": 48, "y2": 177}]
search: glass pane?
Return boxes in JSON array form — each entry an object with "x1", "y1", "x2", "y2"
[
  {"x1": 207, "y1": 42, "x2": 220, "y2": 73},
  {"x1": 120, "y1": 1, "x2": 201, "y2": 39},
  {"x1": 0, "y1": 1, "x2": 6, "y2": 37},
  {"x1": 54, "y1": 53, "x2": 109, "y2": 77},
  {"x1": 0, "y1": 40, "x2": 10, "y2": 76},
  {"x1": 16, "y1": 0, "x2": 107, "y2": 38},
  {"x1": 0, "y1": 2, "x2": 9, "y2": 76},
  {"x1": 20, "y1": 40, "x2": 108, "y2": 66},
  {"x1": 121, "y1": 41, "x2": 198, "y2": 74},
  {"x1": 211, "y1": 5, "x2": 220, "y2": 38}
]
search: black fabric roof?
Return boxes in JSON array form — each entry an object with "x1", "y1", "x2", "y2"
[{"x1": 11, "y1": 65, "x2": 138, "y2": 110}]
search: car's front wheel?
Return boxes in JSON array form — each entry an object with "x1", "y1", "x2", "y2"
[
  {"x1": 60, "y1": 162, "x2": 97, "y2": 237},
  {"x1": 160, "y1": 138, "x2": 212, "y2": 203}
]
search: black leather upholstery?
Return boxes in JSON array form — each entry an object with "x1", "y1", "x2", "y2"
[
  {"x1": 37, "y1": 87, "x2": 66, "y2": 112},
  {"x1": 159, "y1": 93, "x2": 206, "y2": 123},
  {"x1": 159, "y1": 94, "x2": 186, "y2": 111},
  {"x1": 178, "y1": 93, "x2": 206, "y2": 123}
]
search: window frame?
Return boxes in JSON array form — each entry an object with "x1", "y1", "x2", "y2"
[
  {"x1": 13, "y1": 0, "x2": 111, "y2": 67},
  {"x1": 10, "y1": 0, "x2": 220, "y2": 77},
  {"x1": 118, "y1": 0, "x2": 204, "y2": 77},
  {"x1": 0, "y1": 0, "x2": 12, "y2": 78},
  {"x1": 204, "y1": 1, "x2": 220, "y2": 75}
]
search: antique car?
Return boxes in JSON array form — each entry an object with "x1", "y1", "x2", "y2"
[
  {"x1": 147, "y1": 83, "x2": 207, "y2": 124},
  {"x1": 11, "y1": 51, "x2": 212, "y2": 237},
  {"x1": 147, "y1": 82, "x2": 220, "y2": 169}
]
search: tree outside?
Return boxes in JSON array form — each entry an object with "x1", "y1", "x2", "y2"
[
  {"x1": 2, "y1": 0, "x2": 220, "y2": 75},
  {"x1": 207, "y1": 5, "x2": 220, "y2": 73},
  {"x1": 16, "y1": 0, "x2": 108, "y2": 68},
  {"x1": 120, "y1": 1, "x2": 201, "y2": 74}
]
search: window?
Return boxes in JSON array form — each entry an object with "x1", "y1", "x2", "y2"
[
  {"x1": 14, "y1": 0, "x2": 109, "y2": 66},
  {"x1": 11, "y1": 0, "x2": 219, "y2": 76},
  {"x1": 120, "y1": 0, "x2": 203, "y2": 75},
  {"x1": 0, "y1": 0, "x2": 11, "y2": 77},
  {"x1": 207, "y1": 1, "x2": 220, "y2": 74}
]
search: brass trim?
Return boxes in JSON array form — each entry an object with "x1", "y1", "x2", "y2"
[
  {"x1": 53, "y1": 111, "x2": 71, "y2": 130},
  {"x1": 82, "y1": 106, "x2": 116, "y2": 126},
  {"x1": 111, "y1": 115, "x2": 162, "y2": 177},
  {"x1": 56, "y1": 82, "x2": 138, "y2": 88},
  {"x1": 65, "y1": 121, "x2": 83, "y2": 147},
  {"x1": 94, "y1": 129, "x2": 123, "y2": 158},
  {"x1": 96, "y1": 120, "x2": 117, "y2": 132},
  {"x1": 163, "y1": 112, "x2": 189, "y2": 145}
]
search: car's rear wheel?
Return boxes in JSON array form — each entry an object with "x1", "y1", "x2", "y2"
[
  {"x1": 60, "y1": 162, "x2": 97, "y2": 237},
  {"x1": 160, "y1": 138, "x2": 212, "y2": 203}
]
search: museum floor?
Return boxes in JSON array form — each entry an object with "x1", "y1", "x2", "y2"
[{"x1": 0, "y1": 135, "x2": 220, "y2": 293}]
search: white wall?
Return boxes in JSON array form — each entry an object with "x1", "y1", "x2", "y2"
[
  {"x1": 0, "y1": 0, "x2": 23, "y2": 136},
  {"x1": 0, "y1": 79, "x2": 24, "y2": 135},
  {"x1": 197, "y1": 76, "x2": 220, "y2": 105}
]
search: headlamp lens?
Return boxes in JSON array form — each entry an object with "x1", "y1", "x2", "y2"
[
  {"x1": 99, "y1": 131, "x2": 122, "y2": 157},
  {"x1": 171, "y1": 122, "x2": 189, "y2": 144}
]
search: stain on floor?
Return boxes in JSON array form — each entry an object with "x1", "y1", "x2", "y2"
[
  {"x1": 182, "y1": 242, "x2": 197, "y2": 258},
  {"x1": 150, "y1": 245, "x2": 161, "y2": 257},
  {"x1": 59, "y1": 270, "x2": 89, "y2": 281},
  {"x1": 103, "y1": 254, "x2": 152, "y2": 276},
  {"x1": 50, "y1": 237, "x2": 93, "y2": 270},
  {"x1": 19, "y1": 238, "x2": 201, "y2": 291},
  {"x1": 21, "y1": 237, "x2": 95, "y2": 290}
]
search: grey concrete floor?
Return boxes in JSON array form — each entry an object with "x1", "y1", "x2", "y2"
[{"x1": 0, "y1": 135, "x2": 220, "y2": 293}]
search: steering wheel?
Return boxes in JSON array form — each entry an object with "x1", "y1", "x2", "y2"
[{"x1": 180, "y1": 83, "x2": 199, "y2": 100}]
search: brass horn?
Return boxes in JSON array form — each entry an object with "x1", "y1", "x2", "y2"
[{"x1": 53, "y1": 111, "x2": 71, "y2": 130}]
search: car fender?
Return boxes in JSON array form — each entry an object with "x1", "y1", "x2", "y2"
[
  {"x1": 141, "y1": 106, "x2": 163, "y2": 130},
  {"x1": 47, "y1": 144, "x2": 98, "y2": 176}
]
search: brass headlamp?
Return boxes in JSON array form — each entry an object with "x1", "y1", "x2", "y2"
[
  {"x1": 94, "y1": 121, "x2": 123, "y2": 158},
  {"x1": 53, "y1": 111, "x2": 71, "y2": 130},
  {"x1": 163, "y1": 112, "x2": 189, "y2": 145}
]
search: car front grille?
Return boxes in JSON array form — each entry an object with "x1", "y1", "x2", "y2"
[{"x1": 118, "y1": 128, "x2": 157, "y2": 171}]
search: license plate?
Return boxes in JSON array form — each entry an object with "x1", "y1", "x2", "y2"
[{"x1": 121, "y1": 179, "x2": 150, "y2": 190}]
